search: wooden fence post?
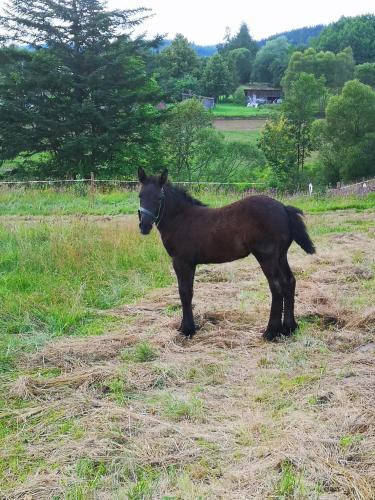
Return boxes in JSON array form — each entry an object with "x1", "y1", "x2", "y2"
[{"x1": 90, "y1": 172, "x2": 96, "y2": 204}]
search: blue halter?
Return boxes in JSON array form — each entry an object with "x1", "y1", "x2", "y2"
[{"x1": 138, "y1": 188, "x2": 165, "y2": 228}]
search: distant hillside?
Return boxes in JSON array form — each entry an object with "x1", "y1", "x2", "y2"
[
  {"x1": 157, "y1": 39, "x2": 217, "y2": 57},
  {"x1": 156, "y1": 25, "x2": 325, "y2": 58},
  {"x1": 259, "y1": 25, "x2": 325, "y2": 47},
  {"x1": 190, "y1": 43, "x2": 218, "y2": 57}
]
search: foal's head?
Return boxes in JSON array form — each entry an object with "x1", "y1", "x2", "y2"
[{"x1": 137, "y1": 167, "x2": 168, "y2": 235}]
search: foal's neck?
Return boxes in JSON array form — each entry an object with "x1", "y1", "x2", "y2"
[{"x1": 158, "y1": 186, "x2": 200, "y2": 232}]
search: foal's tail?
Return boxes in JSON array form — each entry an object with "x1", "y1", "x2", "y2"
[{"x1": 285, "y1": 206, "x2": 316, "y2": 254}]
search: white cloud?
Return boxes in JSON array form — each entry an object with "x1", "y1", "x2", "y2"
[{"x1": 109, "y1": 0, "x2": 375, "y2": 44}]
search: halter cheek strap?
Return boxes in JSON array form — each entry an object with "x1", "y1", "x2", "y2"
[
  {"x1": 138, "y1": 188, "x2": 165, "y2": 227},
  {"x1": 138, "y1": 207, "x2": 156, "y2": 219}
]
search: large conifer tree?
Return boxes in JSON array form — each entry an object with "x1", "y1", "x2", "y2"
[
  {"x1": 218, "y1": 23, "x2": 258, "y2": 60},
  {"x1": 0, "y1": 0, "x2": 162, "y2": 177}
]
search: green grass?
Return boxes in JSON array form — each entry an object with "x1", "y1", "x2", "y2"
[
  {"x1": 287, "y1": 192, "x2": 375, "y2": 213},
  {"x1": 221, "y1": 130, "x2": 261, "y2": 145},
  {"x1": 339, "y1": 434, "x2": 364, "y2": 448},
  {"x1": 0, "y1": 204, "x2": 373, "y2": 497},
  {"x1": 0, "y1": 221, "x2": 172, "y2": 373},
  {"x1": 0, "y1": 188, "x2": 373, "y2": 376},
  {"x1": 0, "y1": 408, "x2": 80, "y2": 491},
  {"x1": 162, "y1": 394, "x2": 205, "y2": 422},
  {"x1": 0, "y1": 220, "x2": 172, "y2": 491},
  {"x1": 123, "y1": 465, "x2": 186, "y2": 500},
  {"x1": 126, "y1": 466, "x2": 160, "y2": 500},
  {"x1": 276, "y1": 460, "x2": 306, "y2": 498},
  {"x1": 1, "y1": 187, "x2": 374, "y2": 217},
  {"x1": 121, "y1": 341, "x2": 158, "y2": 363},
  {"x1": 76, "y1": 458, "x2": 107, "y2": 477},
  {"x1": 0, "y1": 187, "x2": 139, "y2": 216},
  {"x1": 212, "y1": 102, "x2": 278, "y2": 118}
]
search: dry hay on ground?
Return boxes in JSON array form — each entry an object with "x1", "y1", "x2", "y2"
[{"x1": 1, "y1": 211, "x2": 375, "y2": 499}]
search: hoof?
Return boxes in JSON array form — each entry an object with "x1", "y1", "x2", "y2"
[
  {"x1": 262, "y1": 327, "x2": 282, "y2": 342},
  {"x1": 179, "y1": 324, "x2": 196, "y2": 338},
  {"x1": 180, "y1": 330, "x2": 195, "y2": 339},
  {"x1": 282, "y1": 321, "x2": 298, "y2": 336}
]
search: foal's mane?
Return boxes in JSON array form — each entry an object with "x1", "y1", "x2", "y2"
[{"x1": 165, "y1": 183, "x2": 207, "y2": 207}]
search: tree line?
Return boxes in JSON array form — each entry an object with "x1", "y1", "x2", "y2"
[{"x1": 0, "y1": 0, "x2": 374, "y2": 188}]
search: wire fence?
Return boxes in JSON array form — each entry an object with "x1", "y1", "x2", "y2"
[
  {"x1": 0, "y1": 176, "x2": 268, "y2": 196},
  {"x1": 327, "y1": 178, "x2": 375, "y2": 196},
  {"x1": 0, "y1": 175, "x2": 373, "y2": 197}
]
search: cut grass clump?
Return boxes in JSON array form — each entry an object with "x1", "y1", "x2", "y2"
[
  {"x1": 187, "y1": 457, "x2": 222, "y2": 480},
  {"x1": 120, "y1": 464, "x2": 176, "y2": 499},
  {"x1": 0, "y1": 408, "x2": 79, "y2": 491},
  {"x1": 257, "y1": 372, "x2": 322, "y2": 395},
  {"x1": 186, "y1": 362, "x2": 225, "y2": 385},
  {"x1": 76, "y1": 457, "x2": 107, "y2": 482},
  {"x1": 339, "y1": 434, "x2": 364, "y2": 448},
  {"x1": 120, "y1": 464, "x2": 209, "y2": 500},
  {"x1": 276, "y1": 460, "x2": 306, "y2": 499},
  {"x1": 151, "y1": 365, "x2": 179, "y2": 389},
  {"x1": 121, "y1": 341, "x2": 158, "y2": 363},
  {"x1": 257, "y1": 357, "x2": 273, "y2": 368},
  {"x1": 126, "y1": 475, "x2": 156, "y2": 500},
  {"x1": 106, "y1": 377, "x2": 128, "y2": 404},
  {"x1": 234, "y1": 425, "x2": 254, "y2": 447},
  {"x1": 163, "y1": 394, "x2": 205, "y2": 422},
  {"x1": 133, "y1": 342, "x2": 158, "y2": 362}
]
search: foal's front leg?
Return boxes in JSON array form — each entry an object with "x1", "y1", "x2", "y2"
[{"x1": 173, "y1": 258, "x2": 196, "y2": 337}]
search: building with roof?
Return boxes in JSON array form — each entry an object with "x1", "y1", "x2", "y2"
[
  {"x1": 243, "y1": 84, "x2": 282, "y2": 104},
  {"x1": 182, "y1": 93, "x2": 215, "y2": 110}
]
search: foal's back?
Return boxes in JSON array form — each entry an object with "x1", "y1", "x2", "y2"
[{"x1": 171, "y1": 195, "x2": 292, "y2": 265}]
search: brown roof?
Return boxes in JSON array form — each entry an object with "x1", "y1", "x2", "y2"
[{"x1": 243, "y1": 85, "x2": 281, "y2": 91}]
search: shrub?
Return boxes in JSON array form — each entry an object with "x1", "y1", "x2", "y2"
[{"x1": 232, "y1": 87, "x2": 246, "y2": 105}]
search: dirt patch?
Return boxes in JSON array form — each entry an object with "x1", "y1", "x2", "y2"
[
  {"x1": 0, "y1": 214, "x2": 133, "y2": 227},
  {"x1": 2, "y1": 210, "x2": 375, "y2": 499},
  {"x1": 213, "y1": 118, "x2": 266, "y2": 131}
]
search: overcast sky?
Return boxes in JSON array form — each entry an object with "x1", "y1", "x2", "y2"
[{"x1": 110, "y1": 0, "x2": 375, "y2": 44}]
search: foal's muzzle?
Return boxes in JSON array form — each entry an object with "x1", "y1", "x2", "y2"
[{"x1": 138, "y1": 210, "x2": 153, "y2": 235}]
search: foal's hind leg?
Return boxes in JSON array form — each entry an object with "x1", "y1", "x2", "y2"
[
  {"x1": 255, "y1": 253, "x2": 284, "y2": 341},
  {"x1": 279, "y1": 254, "x2": 298, "y2": 336}
]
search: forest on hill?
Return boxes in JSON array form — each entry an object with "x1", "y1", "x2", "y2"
[
  {"x1": 161, "y1": 24, "x2": 326, "y2": 57},
  {"x1": 0, "y1": 0, "x2": 374, "y2": 190}
]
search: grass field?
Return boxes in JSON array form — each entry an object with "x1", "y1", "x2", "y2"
[
  {"x1": 1, "y1": 187, "x2": 375, "y2": 217},
  {"x1": 0, "y1": 219, "x2": 172, "y2": 374},
  {"x1": 0, "y1": 192, "x2": 374, "y2": 498},
  {"x1": 221, "y1": 130, "x2": 261, "y2": 145},
  {"x1": 0, "y1": 188, "x2": 139, "y2": 216},
  {"x1": 212, "y1": 103, "x2": 278, "y2": 118}
]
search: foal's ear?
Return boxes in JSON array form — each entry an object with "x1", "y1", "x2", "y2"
[
  {"x1": 159, "y1": 169, "x2": 168, "y2": 186},
  {"x1": 138, "y1": 167, "x2": 147, "y2": 184}
]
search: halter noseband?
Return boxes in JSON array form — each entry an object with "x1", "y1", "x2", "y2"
[{"x1": 138, "y1": 187, "x2": 165, "y2": 228}]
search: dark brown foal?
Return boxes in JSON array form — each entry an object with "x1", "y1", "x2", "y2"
[{"x1": 137, "y1": 168, "x2": 315, "y2": 340}]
